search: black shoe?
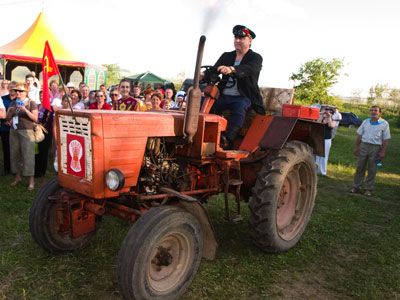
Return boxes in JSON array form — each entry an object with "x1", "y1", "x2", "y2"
[{"x1": 220, "y1": 135, "x2": 233, "y2": 150}]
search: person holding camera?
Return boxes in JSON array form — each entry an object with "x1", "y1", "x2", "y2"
[
  {"x1": 5, "y1": 83, "x2": 38, "y2": 190},
  {"x1": 315, "y1": 108, "x2": 337, "y2": 176}
]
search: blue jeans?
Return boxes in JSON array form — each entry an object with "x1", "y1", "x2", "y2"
[{"x1": 211, "y1": 94, "x2": 251, "y2": 127}]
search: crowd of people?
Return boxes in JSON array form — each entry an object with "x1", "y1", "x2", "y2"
[{"x1": 0, "y1": 75, "x2": 187, "y2": 190}]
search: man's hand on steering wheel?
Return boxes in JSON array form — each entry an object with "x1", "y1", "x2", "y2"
[{"x1": 217, "y1": 65, "x2": 235, "y2": 76}]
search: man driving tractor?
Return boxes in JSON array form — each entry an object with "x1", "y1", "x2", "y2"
[{"x1": 210, "y1": 25, "x2": 265, "y2": 149}]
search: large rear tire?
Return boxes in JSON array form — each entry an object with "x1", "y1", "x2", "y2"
[
  {"x1": 118, "y1": 206, "x2": 203, "y2": 300},
  {"x1": 29, "y1": 178, "x2": 100, "y2": 254},
  {"x1": 249, "y1": 141, "x2": 317, "y2": 253}
]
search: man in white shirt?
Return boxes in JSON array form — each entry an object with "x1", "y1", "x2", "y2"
[{"x1": 351, "y1": 106, "x2": 391, "y2": 196}]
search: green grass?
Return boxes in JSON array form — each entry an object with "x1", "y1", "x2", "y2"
[{"x1": 1, "y1": 113, "x2": 399, "y2": 299}]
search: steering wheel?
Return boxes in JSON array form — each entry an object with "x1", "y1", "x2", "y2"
[{"x1": 200, "y1": 65, "x2": 236, "y2": 89}]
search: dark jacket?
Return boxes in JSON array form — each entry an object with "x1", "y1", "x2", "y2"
[{"x1": 214, "y1": 49, "x2": 265, "y2": 114}]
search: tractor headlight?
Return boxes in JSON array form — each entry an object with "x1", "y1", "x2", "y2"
[{"x1": 105, "y1": 169, "x2": 125, "y2": 191}]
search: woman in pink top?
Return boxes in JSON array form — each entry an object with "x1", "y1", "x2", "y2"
[
  {"x1": 49, "y1": 80, "x2": 59, "y2": 101},
  {"x1": 89, "y1": 91, "x2": 111, "y2": 110}
]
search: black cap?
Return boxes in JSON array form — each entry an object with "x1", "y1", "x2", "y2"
[{"x1": 233, "y1": 25, "x2": 256, "y2": 39}]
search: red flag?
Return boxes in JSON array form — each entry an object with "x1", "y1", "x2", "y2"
[{"x1": 42, "y1": 41, "x2": 60, "y2": 111}]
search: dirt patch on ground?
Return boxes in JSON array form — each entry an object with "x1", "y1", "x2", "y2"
[{"x1": 272, "y1": 270, "x2": 340, "y2": 300}]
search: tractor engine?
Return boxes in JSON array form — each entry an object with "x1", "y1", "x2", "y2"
[{"x1": 138, "y1": 138, "x2": 190, "y2": 195}]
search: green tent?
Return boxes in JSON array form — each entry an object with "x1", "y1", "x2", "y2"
[{"x1": 124, "y1": 71, "x2": 171, "y2": 90}]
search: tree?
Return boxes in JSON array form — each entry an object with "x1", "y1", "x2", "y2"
[
  {"x1": 367, "y1": 86, "x2": 375, "y2": 105},
  {"x1": 102, "y1": 63, "x2": 122, "y2": 86},
  {"x1": 289, "y1": 58, "x2": 345, "y2": 105}
]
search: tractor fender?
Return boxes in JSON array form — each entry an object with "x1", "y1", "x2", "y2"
[
  {"x1": 259, "y1": 116, "x2": 325, "y2": 157},
  {"x1": 159, "y1": 187, "x2": 218, "y2": 260}
]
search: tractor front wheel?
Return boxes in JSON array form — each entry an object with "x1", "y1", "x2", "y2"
[
  {"x1": 249, "y1": 141, "x2": 317, "y2": 253},
  {"x1": 118, "y1": 206, "x2": 203, "y2": 300},
  {"x1": 29, "y1": 178, "x2": 100, "y2": 254}
]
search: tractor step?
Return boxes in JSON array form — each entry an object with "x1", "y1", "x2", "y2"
[
  {"x1": 229, "y1": 179, "x2": 243, "y2": 186},
  {"x1": 231, "y1": 214, "x2": 243, "y2": 223},
  {"x1": 216, "y1": 150, "x2": 249, "y2": 160},
  {"x1": 224, "y1": 214, "x2": 243, "y2": 223}
]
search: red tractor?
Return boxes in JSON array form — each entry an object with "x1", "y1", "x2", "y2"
[{"x1": 29, "y1": 36, "x2": 324, "y2": 300}]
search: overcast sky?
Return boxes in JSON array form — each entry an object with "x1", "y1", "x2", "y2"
[{"x1": 0, "y1": 0, "x2": 399, "y2": 97}]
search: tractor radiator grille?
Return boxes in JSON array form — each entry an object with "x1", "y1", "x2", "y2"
[{"x1": 58, "y1": 114, "x2": 93, "y2": 182}]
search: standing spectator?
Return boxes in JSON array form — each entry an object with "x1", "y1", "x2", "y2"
[
  {"x1": 0, "y1": 79, "x2": 9, "y2": 96},
  {"x1": 113, "y1": 79, "x2": 139, "y2": 111},
  {"x1": 0, "y1": 96, "x2": 5, "y2": 118},
  {"x1": 99, "y1": 84, "x2": 108, "y2": 94},
  {"x1": 160, "y1": 87, "x2": 178, "y2": 108},
  {"x1": 147, "y1": 93, "x2": 163, "y2": 111},
  {"x1": 132, "y1": 85, "x2": 143, "y2": 101},
  {"x1": 315, "y1": 108, "x2": 336, "y2": 176},
  {"x1": 162, "y1": 101, "x2": 172, "y2": 110},
  {"x1": 35, "y1": 91, "x2": 53, "y2": 177},
  {"x1": 142, "y1": 88, "x2": 154, "y2": 111},
  {"x1": 176, "y1": 91, "x2": 186, "y2": 110},
  {"x1": 5, "y1": 83, "x2": 38, "y2": 190},
  {"x1": 52, "y1": 95, "x2": 70, "y2": 146},
  {"x1": 0, "y1": 94, "x2": 6, "y2": 173},
  {"x1": 109, "y1": 89, "x2": 120, "y2": 107},
  {"x1": 49, "y1": 80, "x2": 59, "y2": 102},
  {"x1": 26, "y1": 74, "x2": 40, "y2": 105},
  {"x1": 89, "y1": 91, "x2": 112, "y2": 110},
  {"x1": 51, "y1": 87, "x2": 65, "y2": 112},
  {"x1": 0, "y1": 81, "x2": 17, "y2": 175},
  {"x1": 61, "y1": 95, "x2": 70, "y2": 109},
  {"x1": 31, "y1": 71, "x2": 41, "y2": 90},
  {"x1": 66, "y1": 82, "x2": 75, "y2": 93},
  {"x1": 80, "y1": 85, "x2": 90, "y2": 108},
  {"x1": 89, "y1": 90, "x2": 96, "y2": 103},
  {"x1": 331, "y1": 107, "x2": 342, "y2": 139},
  {"x1": 351, "y1": 106, "x2": 391, "y2": 196},
  {"x1": 71, "y1": 90, "x2": 85, "y2": 110},
  {"x1": 100, "y1": 84, "x2": 111, "y2": 103}
]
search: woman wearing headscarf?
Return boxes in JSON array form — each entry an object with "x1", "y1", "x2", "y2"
[{"x1": 5, "y1": 83, "x2": 38, "y2": 190}]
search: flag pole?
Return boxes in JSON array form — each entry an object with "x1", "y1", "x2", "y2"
[
  {"x1": 42, "y1": 40, "x2": 78, "y2": 123},
  {"x1": 57, "y1": 74, "x2": 79, "y2": 123}
]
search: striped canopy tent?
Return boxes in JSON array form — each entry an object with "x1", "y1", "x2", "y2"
[{"x1": 0, "y1": 11, "x2": 106, "y2": 89}]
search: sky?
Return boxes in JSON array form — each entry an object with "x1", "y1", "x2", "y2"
[{"x1": 0, "y1": 0, "x2": 399, "y2": 97}]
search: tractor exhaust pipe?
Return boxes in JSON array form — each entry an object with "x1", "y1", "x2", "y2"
[{"x1": 183, "y1": 35, "x2": 206, "y2": 144}]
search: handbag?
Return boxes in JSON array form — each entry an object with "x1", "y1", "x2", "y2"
[{"x1": 33, "y1": 123, "x2": 48, "y2": 143}]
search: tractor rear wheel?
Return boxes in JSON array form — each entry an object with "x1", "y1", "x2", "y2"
[
  {"x1": 118, "y1": 206, "x2": 203, "y2": 300},
  {"x1": 29, "y1": 178, "x2": 100, "y2": 254},
  {"x1": 249, "y1": 141, "x2": 317, "y2": 253}
]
